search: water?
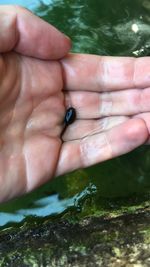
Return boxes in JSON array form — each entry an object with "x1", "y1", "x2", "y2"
[{"x1": 0, "y1": 0, "x2": 150, "y2": 229}]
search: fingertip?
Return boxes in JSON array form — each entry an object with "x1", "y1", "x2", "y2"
[
  {"x1": 56, "y1": 33, "x2": 72, "y2": 59},
  {"x1": 126, "y1": 118, "x2": 149, "y2": 146},
  {"x1": 109, "y1": 118, "x2": 149, "y2": 158}
]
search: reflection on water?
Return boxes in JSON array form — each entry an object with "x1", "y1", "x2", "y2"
[
  {"x1": 0, "y1": 0, "x2": 39, "y2": 11},
  {"x1": 0, "y1": 195, "x2": 73, "y2": 227},
  {"x1": 0, "y1": 179, "x2": 97, "y2": 227},
  {"x1": 0, "y1": 0, "x2": 150, "y2": 228}
]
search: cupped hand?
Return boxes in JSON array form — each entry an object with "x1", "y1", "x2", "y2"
[{"x1": 0, "y1": 6, "x2": 150, "y2": 202}]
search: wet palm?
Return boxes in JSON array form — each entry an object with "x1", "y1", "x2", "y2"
[{"x1": 0, "y1": 53, "x2": 66, "y2": 201}]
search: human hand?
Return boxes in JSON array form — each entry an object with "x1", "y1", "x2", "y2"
[
  {"x1": 0, "y1": 5, "x2": 71, "y2": 202},
  {"x1": 0, "y1": 6, "x2": 150, "y2": 203}
]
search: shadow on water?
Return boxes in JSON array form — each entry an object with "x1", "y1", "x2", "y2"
[{"x1": 0, "y1": 0, "x2": 149, "y2": 229}]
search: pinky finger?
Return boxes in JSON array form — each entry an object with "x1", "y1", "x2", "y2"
[{"x1": 56, "y1": 118, "x2": 148, "y2": 176}]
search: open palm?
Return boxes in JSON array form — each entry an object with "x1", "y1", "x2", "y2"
[
  {"x1": 0, "y1": 51, "x2": 68, "y2": 201},
  {"x1": 0, "y1": 6, "x2": 150, "y2": 202}
]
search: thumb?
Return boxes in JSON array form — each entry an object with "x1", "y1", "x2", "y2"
[{"x1": 0, "y1": 5, "x2": 71, "y2": 59}]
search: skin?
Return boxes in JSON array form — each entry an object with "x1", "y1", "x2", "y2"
[{"x1": 0, "y1": 5, "x2": 150, "y2": 203}]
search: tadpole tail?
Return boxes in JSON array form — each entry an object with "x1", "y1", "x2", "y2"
[{"x1": 60, "y1": 124, "x2": 68, "y2": 140}]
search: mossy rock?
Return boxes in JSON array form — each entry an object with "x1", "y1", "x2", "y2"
[{"x1": 0, "y1": 205, "x2": 149, "y2": 267}]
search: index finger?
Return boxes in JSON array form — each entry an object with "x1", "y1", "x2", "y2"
[{"x1": 61, "y1": 54, "x2": 150, "y2": 91}]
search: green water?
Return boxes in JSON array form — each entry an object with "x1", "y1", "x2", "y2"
[{"x1": 0, "y1": 0, "x2": 150, "y2": 229}]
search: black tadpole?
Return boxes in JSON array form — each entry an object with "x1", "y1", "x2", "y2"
[
  {"x1": 61, "y1": 107, "x2": 76, "y2": 138},
  {"x1": 64, "y1": 107, "x2": 76, "y2": 125}
]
